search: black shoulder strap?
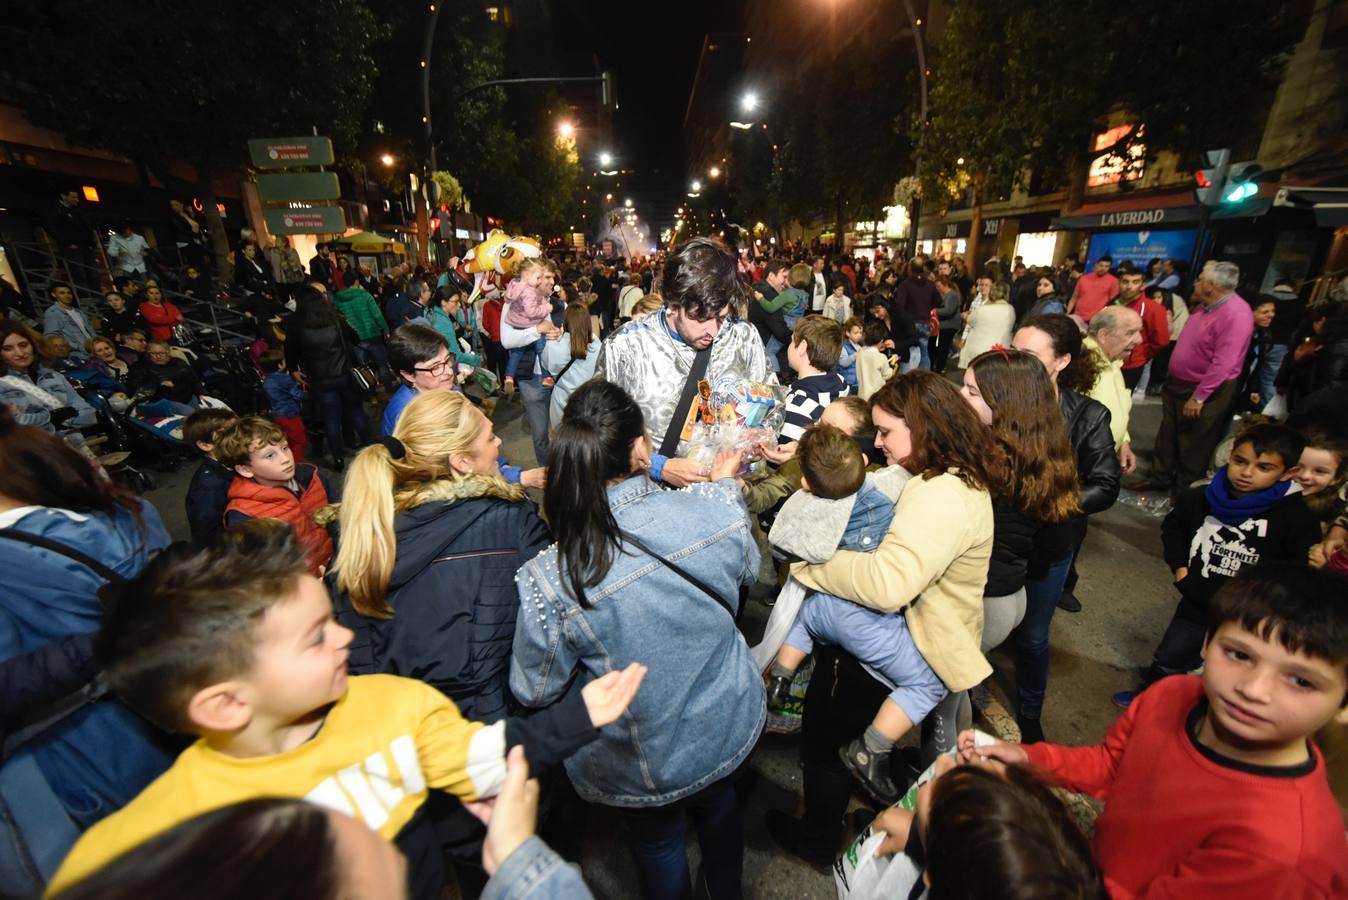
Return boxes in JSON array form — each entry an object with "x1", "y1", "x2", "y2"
[
  {"x1": 620, "y1": 531, "x2": 736, "y2": 620},
  {"x1": 0, "y1": 528, "x2": 125, "y2": 585},
  {"x1": 659, "y1": 346, "x2": 712, "y2": 458}
]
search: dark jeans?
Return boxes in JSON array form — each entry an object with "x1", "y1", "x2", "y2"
[
  {"x1": 1145, "y1": 596, "x2": 1208, "y2": 684},
  {"x1": 621, "y1": 778, "x2": 743, "y2": 900},
  {"x1": 1061, "y1": 514, "x2": 1090, "y2": 598},
  {"x1": 797, "y1": 646, "x2": 894, "y2": 855},
  {"x1": 1151, "y1": 378, "x2": 1239, "y2": 491},
  {"x1": 310, "y1": 376, "x2": 371, "y2": 458},
  {"x1": 931, "y1": 328, "x2": 958, "y2": 372},
  {"x1": 517, "y1": 377, "x2": 552, "y2": 465},
  {"x1": 1014, "y1": 550, "x2": 1074, "y2": 719},
  {"x1": 353, "y1": 338, "x2": 396, "y2": 389},
  {"x1": 913, "y1": 322, "x2": 932, "y2": 370}
]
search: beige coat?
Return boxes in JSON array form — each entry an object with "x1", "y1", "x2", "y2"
[
  {"x1": 958, "y1": 301, "x2": 1016, "y2": 368},
  {"x1": 792, "y1": 470, "x2": 994, "y2": 692},
  {"x1": 856, "y1": 346, "x2": 895, "y2": 400}
]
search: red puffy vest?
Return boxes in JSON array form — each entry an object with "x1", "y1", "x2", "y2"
[{"x1": 224, "y1": 463, "x2": 333, "y2": 574}]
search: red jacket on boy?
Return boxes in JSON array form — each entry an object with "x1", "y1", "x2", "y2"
[{"x1": 224, "y1": 463, "x2": 333, "y2": 574}]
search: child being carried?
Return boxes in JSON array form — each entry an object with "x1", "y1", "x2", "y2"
[
  {"x1": 502, "y1": 259, "x2": 555, "y2": 392},
  {"x1": 763, "y1": 423, "x2": 946, "y2": 803}
]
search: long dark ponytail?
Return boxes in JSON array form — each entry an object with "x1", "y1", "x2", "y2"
[{"x1": 545, "y1": 380, "x2": 647, "y2": 607}]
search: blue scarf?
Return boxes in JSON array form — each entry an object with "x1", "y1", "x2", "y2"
[{"x1": 1204, "y1": 467, "x2": 1295, "y2": 525}]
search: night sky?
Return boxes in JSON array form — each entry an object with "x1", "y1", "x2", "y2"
[{"x1": 549, "y1": 0, "x2": 745, "y2": 230}]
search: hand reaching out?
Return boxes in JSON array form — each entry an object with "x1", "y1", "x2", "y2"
[
  {"x1": 758, "y1": 440, "x2": 797, "y2": 465},
  {"x1": 870, "y1": 806, "x2": 915, "y2": 858},
  {"x1": 581, "y1": 662, "x2": 647, "y2": 728},
  {"x1": 709, "y1": 449, "x2": 744, "y2": 482},
  {"x1": 956, "y1": 729, "x2": 1028, "y2": 767},
  {"x1": 480, "y1": 746, "x2": 539, "y2": 876},
  {"x1": 660, "y1": 456, "x2": 710, "y2": 487}
]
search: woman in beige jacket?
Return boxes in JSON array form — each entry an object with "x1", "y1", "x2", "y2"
[{"x1": 767, "y1": 370, "x2": 1005, "y2": 865}]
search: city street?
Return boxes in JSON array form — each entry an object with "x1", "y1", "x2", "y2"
[{"x1": 143, "y1": 393, "x2": 1181, "y2": 898}]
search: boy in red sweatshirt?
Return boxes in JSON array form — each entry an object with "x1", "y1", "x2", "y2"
[
  {"x1": 217, "y1": 416, "x2": 337, "y2": 574},
  {"x1": 960, "y1": 563, "x2": 1348, "y2": 899}
]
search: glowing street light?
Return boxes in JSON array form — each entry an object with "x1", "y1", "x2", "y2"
[
  {"x1": 557, "y1": 121, "x2": 575, "y2": 138},
  {"x1": 709, "y1": 166, "x2": 721, "y2": 178},
  {"x1": 379, "y1": 153, "x2": 395, "y2": 166},
  {"x1": 741, "y1": 92, "x2": 759, "y2": 113},
  {"x1": 599, "y1": 151, "x2": 614, "y2": 166},
  {"x1": 625, "y1": 198, "x2": 634, "y2": 208},
  {"x1": 691, "y1": 179, "x2": 702, "y2": 192},
  {"x1": 605, "y1": 193, "x2": 613, "y2": 201}
]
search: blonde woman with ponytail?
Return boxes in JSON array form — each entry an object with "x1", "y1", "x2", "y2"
[{"x1": 331, "y1": 389, "x2": 550, "y2": 724}]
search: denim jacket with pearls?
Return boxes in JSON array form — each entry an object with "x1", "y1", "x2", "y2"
[{"x1": 510, "y1": 475, "x2": 766, "y2": 807}]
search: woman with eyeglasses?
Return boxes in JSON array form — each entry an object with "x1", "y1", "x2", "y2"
[{"x1": 285, "y1": 288, "x2": 372, "y2": 471}]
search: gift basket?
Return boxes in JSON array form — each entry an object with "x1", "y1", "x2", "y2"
[{"x1": 679, "y1": 375, "x2": 787, "y2": 478}]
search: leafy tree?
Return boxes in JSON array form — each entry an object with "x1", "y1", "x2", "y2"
[
  {"x1": 2, "y1": 0, "x2": 384, "y2": 275},
  {"x1": 922, "y1": 0, "x2": 1298, "y2": 268}
]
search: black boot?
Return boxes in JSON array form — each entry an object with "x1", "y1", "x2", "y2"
[
  {"x1": 765, "y1": 810, "x2": 835, "y2": 868},
  {"x1": 765, "y1": 675, "x2": 793, "y2": 712},
  {"x1": 1018, "y1": 714, "x2": 1045, "y2": 744}
]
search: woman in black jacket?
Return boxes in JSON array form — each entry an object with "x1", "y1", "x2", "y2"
[
  {"x1": 330, "y1": 388, "x2": 550, "y2": 874},
  {"x1": 865, "y1": 294, "x2": 919, "y2": 370},
  {"x1": 285, "y1": 288, "x2": 371, "y2": 469},
  {"x1": 1011, "y1": 314, "x2": 1120, "y2": 742}
]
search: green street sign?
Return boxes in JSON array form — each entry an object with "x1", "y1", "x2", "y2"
[
  {"x1": 264, "y1": 207, "x2": 346, "y2": 235},
  {"x1": 248, "y1": 136, "x2": 335, "y2": 168},
  {"x1": 257, "y1": 172, "x2": 341, "y2": 202}
]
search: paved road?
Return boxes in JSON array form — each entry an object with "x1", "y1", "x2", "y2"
[{"x1": 142, "y1": 393, "x2": 1179, "y2": 898}]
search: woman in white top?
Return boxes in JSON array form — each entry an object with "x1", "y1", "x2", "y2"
[{"x1": 958, "y1": 293, "x2": 1016, "y2": 368}]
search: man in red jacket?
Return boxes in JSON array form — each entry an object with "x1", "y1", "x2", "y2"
[
  {"x1": 959, "y1": 564, "x2": 1348, "y2": 900},
  {"x1": 1115, "y1": 264, "x2": 1170, "y2": 391}
]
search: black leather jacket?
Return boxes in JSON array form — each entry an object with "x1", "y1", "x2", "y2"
[{"x1": 1060, "y1": 389, "x2": 1120, "y2": 515}]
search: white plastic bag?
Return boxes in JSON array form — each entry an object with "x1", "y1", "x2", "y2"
[
  {"x1": 834, "y1": 730, "x2": 998, "y2": 900},
  {"x1": 751, "y1": 577, "x2": 808, "y2": 672},
  {"x1": 1261, "y1": 392, "x2": 1288, "y2": 420}
]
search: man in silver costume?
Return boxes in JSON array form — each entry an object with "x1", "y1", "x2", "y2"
[{"x1": 595, "y1": 237, "x2": 768, "y2": 487}]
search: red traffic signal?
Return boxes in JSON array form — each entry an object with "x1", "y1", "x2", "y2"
[{"x1": 1194, "y1": 171, "x2": 1212, "y2": 189}]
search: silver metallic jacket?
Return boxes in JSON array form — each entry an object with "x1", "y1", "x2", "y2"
[{"x1": 593, "y1": 310, "x2": 768, "y2": 454}]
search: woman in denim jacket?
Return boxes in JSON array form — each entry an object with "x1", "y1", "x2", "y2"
[{"x1": 510, "y1": 380, "x2": 765, "y2": 900}]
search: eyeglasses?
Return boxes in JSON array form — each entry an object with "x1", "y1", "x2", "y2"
[{"x1": 413, "y1": 357, "x2": 454, "y2": 376}]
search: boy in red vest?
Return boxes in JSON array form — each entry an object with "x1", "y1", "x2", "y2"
[{"x1": 217, "y1": 416, "x2": 337, "y2": 574}]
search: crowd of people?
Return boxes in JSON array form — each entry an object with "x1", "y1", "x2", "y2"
[{"x1": 2, "y1": 226, "x2": 1348, "y2": 900}]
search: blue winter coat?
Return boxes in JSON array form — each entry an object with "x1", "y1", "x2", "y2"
[
  {"x1": 0, "y1": 500, "x2": 178, "y2": 885},
  {"x1": 333, "y1": 475, "x2": 550, "y2": 724}
]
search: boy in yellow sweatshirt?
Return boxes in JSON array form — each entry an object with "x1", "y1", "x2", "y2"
[{"x1": 47, "y1": 521, "x2": 644, "y2": 899}]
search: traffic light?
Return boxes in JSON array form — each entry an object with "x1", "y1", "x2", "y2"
[
  {"x1": 1222, "y1": 161, "x2": 1264, "y2": 204},
  {"x1": 1193, "y1": 148, "x2": 1230, "y2": 206}
]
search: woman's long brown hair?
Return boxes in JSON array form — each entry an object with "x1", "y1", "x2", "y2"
[
  {"x1": 564, "y1": 302, "x2": 593, "y2": 360},
  {"x1": 871, "y1": 370, "x2": 1008, "y2": 494},
  {"x1": 969, "y1": 349, "x2": 1082, "y2": 523},
  {"x1": 0, "y1": 409, "x2": 146, "y2": 535}
]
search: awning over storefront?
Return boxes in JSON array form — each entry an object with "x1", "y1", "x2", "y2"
[
  {"x1": 1274, "y1": 186, "x2": 1348, "y2": 227},
  {"x1": 336, "y1": 230, "x2": 408, "y2": 255},
  {"x1": 1052, "y1": 191, "x2": 1271, "y2": 230}
]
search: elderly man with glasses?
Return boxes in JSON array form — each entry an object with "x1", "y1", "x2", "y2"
[{"x1": 1131, "y1": 260, "x2": 1254, "y2": 497}]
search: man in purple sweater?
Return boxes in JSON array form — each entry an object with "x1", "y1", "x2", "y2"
[{"x1": 1135, "y1": 260, "x2": 1253, "y2": 496}]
